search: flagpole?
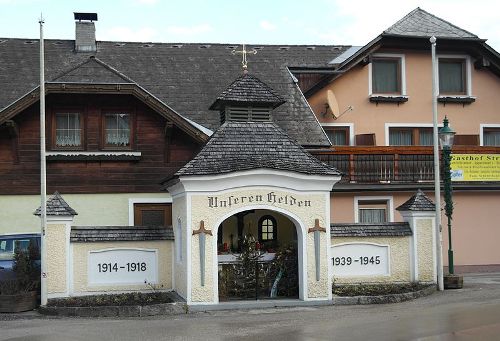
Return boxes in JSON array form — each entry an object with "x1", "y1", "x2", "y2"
[
  {"x1": 39, "y1": 14, "x2": 48, "y2": 306},
  {"x1": 431, "y1": 36, "x2": 444, "y2": 291}
]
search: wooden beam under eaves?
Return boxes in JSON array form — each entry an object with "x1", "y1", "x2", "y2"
[
  {"x1": 5, "y1": 120, "x2": 19, "y2": 137},
  {"x1": 474, "y1": 57, "x2": 490, "y2": 69},
  {"x1": 164, "y1": 121, "x2": 174, "y2": 163},
  {"x1": 2, "y1": 120, "x2": 20, "y2": 163}
]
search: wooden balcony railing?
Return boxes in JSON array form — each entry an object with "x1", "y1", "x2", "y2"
[{"x1": 311, "y1": 146, "x2": 500, "y2": 183}]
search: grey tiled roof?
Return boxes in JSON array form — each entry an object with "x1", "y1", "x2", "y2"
[
  {"x1": 209, "y1": 73, "x2": 285, "y2": 110},
  {"x1": 384, "y1": 8, "x2": 478, "y2": 39},
  {"x1": 331, "y1": 223, "x2": 412, "y2": 237},
  {"x1": 34, "y1": 191, "x2": 78, "y2": 216},
  {"x1": 175, "y1": 121, "x2": 341, "y2": 177},
  {"x1": 51, "y1": 57, "x2": 134, "y2": 84},
  {"x1": 396, "y1": 189, "x2": 436, "y2": 211},
  {"x1": 71, "y1": 226, "x2": 174, "y2": 242},
  {"x1": 0, "y1": 40, "x2": 348, "y2": 146}
]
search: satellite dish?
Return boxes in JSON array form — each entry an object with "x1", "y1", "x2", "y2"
[{"x1": 327, "y1": 90, "x2": 340, "y2": 119}]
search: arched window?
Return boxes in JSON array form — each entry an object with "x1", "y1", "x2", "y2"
[
  {"x1": 258, "y1": 215, "x2": 277, "y2": 244},
  {"x1": 176, "y1": 217, "x2": 182, "y2": 262}
]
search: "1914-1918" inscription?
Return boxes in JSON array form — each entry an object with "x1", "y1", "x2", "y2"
[{"x1": 97, "y1": 262, "x2": 147, "y2": 273}]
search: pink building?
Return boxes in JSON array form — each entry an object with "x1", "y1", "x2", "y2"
[{"x1": 304, "y1": 8, "x2": 500, "y2": 272}]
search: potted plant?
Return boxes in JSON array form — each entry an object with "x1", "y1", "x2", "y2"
[{"x1": 0, "y1": 241, "x2": 40, "y2": 313}]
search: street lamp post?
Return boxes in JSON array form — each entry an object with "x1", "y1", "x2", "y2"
[
  {"x1": 439, "y1": 117, "x2": 463, "y2": 289},
  {"x1": 439, "y1": 117, "x2": 455, "y2": 274}
]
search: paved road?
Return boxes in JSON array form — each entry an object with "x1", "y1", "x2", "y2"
[{"x1": 1, "y1": 273, "x2": 500, "y2": 341}]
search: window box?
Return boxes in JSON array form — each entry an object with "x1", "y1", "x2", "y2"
[
  {"x1": 437, "y1": 96, "x2": 476, "y2": 104},
  {"x1": 45, "y1": 151, "x2": 141, "y2": 161},
  {"x1": 369, "y1": 95, "x2": 408, "y2": 104}
]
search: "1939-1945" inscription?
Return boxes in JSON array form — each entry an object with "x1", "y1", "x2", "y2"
[{"x1": 333, "y1": 256, "x2": 381, "y2": 266}]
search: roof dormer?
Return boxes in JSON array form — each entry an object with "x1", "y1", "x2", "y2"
[{"x1": 209, "y1": 73, "x2": 285, "y2": 124}]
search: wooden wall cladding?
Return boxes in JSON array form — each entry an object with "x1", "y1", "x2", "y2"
[{"x1": 0, "y1": 94, "x2": 201, "y2": 195}]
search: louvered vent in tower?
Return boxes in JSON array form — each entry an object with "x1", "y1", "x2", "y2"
[{"x1": 223, "y1": 107, "x2": 271, "y2": 123}]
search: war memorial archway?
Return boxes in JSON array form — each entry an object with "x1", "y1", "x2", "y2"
[
  {"x1": 215, "y1": 207, "x2": 300, "y2": 301},
  {"x1": 167, "y1": 164, "x2": 340, "y2": 305}
]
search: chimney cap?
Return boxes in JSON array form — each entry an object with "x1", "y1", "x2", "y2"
[{"x1": 74, "y1": 12, "x2": 98, "y2": 22}]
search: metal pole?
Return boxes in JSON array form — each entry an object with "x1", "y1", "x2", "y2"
[
  {"x1": 39, "y1": 15, "x2": 48, "y2": 306},
  {"x1": 443, "y1": 145, "x2": 454, "y2": 274},
  {"x1": 430, "y1": 36, "x2": 444, "y2": 291}
]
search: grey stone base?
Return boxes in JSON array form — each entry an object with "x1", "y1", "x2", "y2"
[
  {"x1": 444, "y1": 274, "x2": 464, "y2": 289},
  {"x1": 332, "y1": 285, "x2": 436, "y2": 305},
  {"x1": 38, "y1": 302, "x2": 187, "y2": 317},
  {"x1": 37, "y1": 286, "x2": 436, "y2": 317},
  {"x1": 190, "y1": 299, "x2": 332, "y2": 312}
]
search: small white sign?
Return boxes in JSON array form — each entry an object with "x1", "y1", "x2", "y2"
[
  {"x1": 331, "y1": 243, "x2": 389, "y2": 277},
  {"x1": 88, "y1": 248, "x2": 158, "y2": 285}
]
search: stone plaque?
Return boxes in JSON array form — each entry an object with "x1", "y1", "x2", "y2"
[
  {"x1": 331, "y1": 243, "x2": 389, "y2": 277},
  {"x1": 88, "y1": 248, "x2": 158, "y2": 285}
]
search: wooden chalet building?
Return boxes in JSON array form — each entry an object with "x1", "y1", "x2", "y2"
[{"x1": 0, "y1": 7, "x2": 499, "y2": 280}]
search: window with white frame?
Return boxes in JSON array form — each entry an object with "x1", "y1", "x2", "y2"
[
  {"x1": 389, "y1": 127, "x2": 433, "y2": 146},
  {"x1": 438, "y1": 56, "x2": 471, "y2": 96},
  {"x1": 370, "y1": 55, "x2": 405, "y2": 95},
  {"x1": 355, "y1": 197, "x2": 393, "y2": 223},
  {"x1": 481, "y1": 126, "x2": 500, "y2": 146}
]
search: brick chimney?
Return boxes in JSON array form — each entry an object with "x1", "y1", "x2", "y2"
[{"x1": 74, "y1": 12, "x2": 97, "y2": 52}]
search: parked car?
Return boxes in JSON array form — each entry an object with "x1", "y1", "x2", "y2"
[{"x1": 0, "y1": 234, "x2": 41, "y2": 281}]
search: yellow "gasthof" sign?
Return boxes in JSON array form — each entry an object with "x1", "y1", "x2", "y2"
[{"x1": 450, "y1": 154, "x2": 500, "y2": 181}]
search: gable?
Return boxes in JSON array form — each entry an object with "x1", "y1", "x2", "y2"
[
  {"x1": 0, "y1": 55, "x2": 209, "y2": 143},
  {"x1": 51, "y1": 57, "x2": 134, "y2": 84},
  {"x1": 383, "y1": 8, "x2": 478, "y2": 39}
]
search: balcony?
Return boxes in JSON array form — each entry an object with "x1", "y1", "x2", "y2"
[{"x1": 311, "y1": 146, "x2": 500, "y2": 186}]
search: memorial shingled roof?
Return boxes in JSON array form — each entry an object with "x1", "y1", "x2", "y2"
[{"x1": 175, "y1": 121, "x2": 341, "y2": 177}]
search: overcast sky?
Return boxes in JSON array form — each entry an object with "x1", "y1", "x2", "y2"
[{"x1": 1, "y1": 0, "x2": 499, "y2": 51}]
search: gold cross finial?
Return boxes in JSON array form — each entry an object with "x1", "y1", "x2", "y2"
[{"x1": 232, "y1": 44, "x2": 257, "y2": 72}]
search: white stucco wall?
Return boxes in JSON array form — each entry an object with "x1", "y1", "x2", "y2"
[
  {"x1": 331, "y1": 236, "x2": 412, "y2": 284},
  {"x1": 172, "y1": 194, "x2": 188, "y2": 300},
  {"x1": 416, "y1": 218, "x2": 435, "y2": 282},
  {"x1": 71, "y1": 240, "x2": 173, "y2": 294},
  {"x1": 46, "y1": 223, "x2": 68, "y2": 294},
  {"x1": 189, "y1": 188, "x2": 330, "y2": 302}
]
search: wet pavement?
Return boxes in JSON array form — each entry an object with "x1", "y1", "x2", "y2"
[{"x1": 1, "y1": 273, "x2": 500, "y2": 340}]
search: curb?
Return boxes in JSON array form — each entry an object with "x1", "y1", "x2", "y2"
[
  {"x1": 36, "y1": 286, "x2": 436, "y2": 317},
  {"x1": 332, "y1": 285, "x2": 436, "y2": 305},
  {"x1": 38, "y1": 302, "x2": 187, "y2": 317}
]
